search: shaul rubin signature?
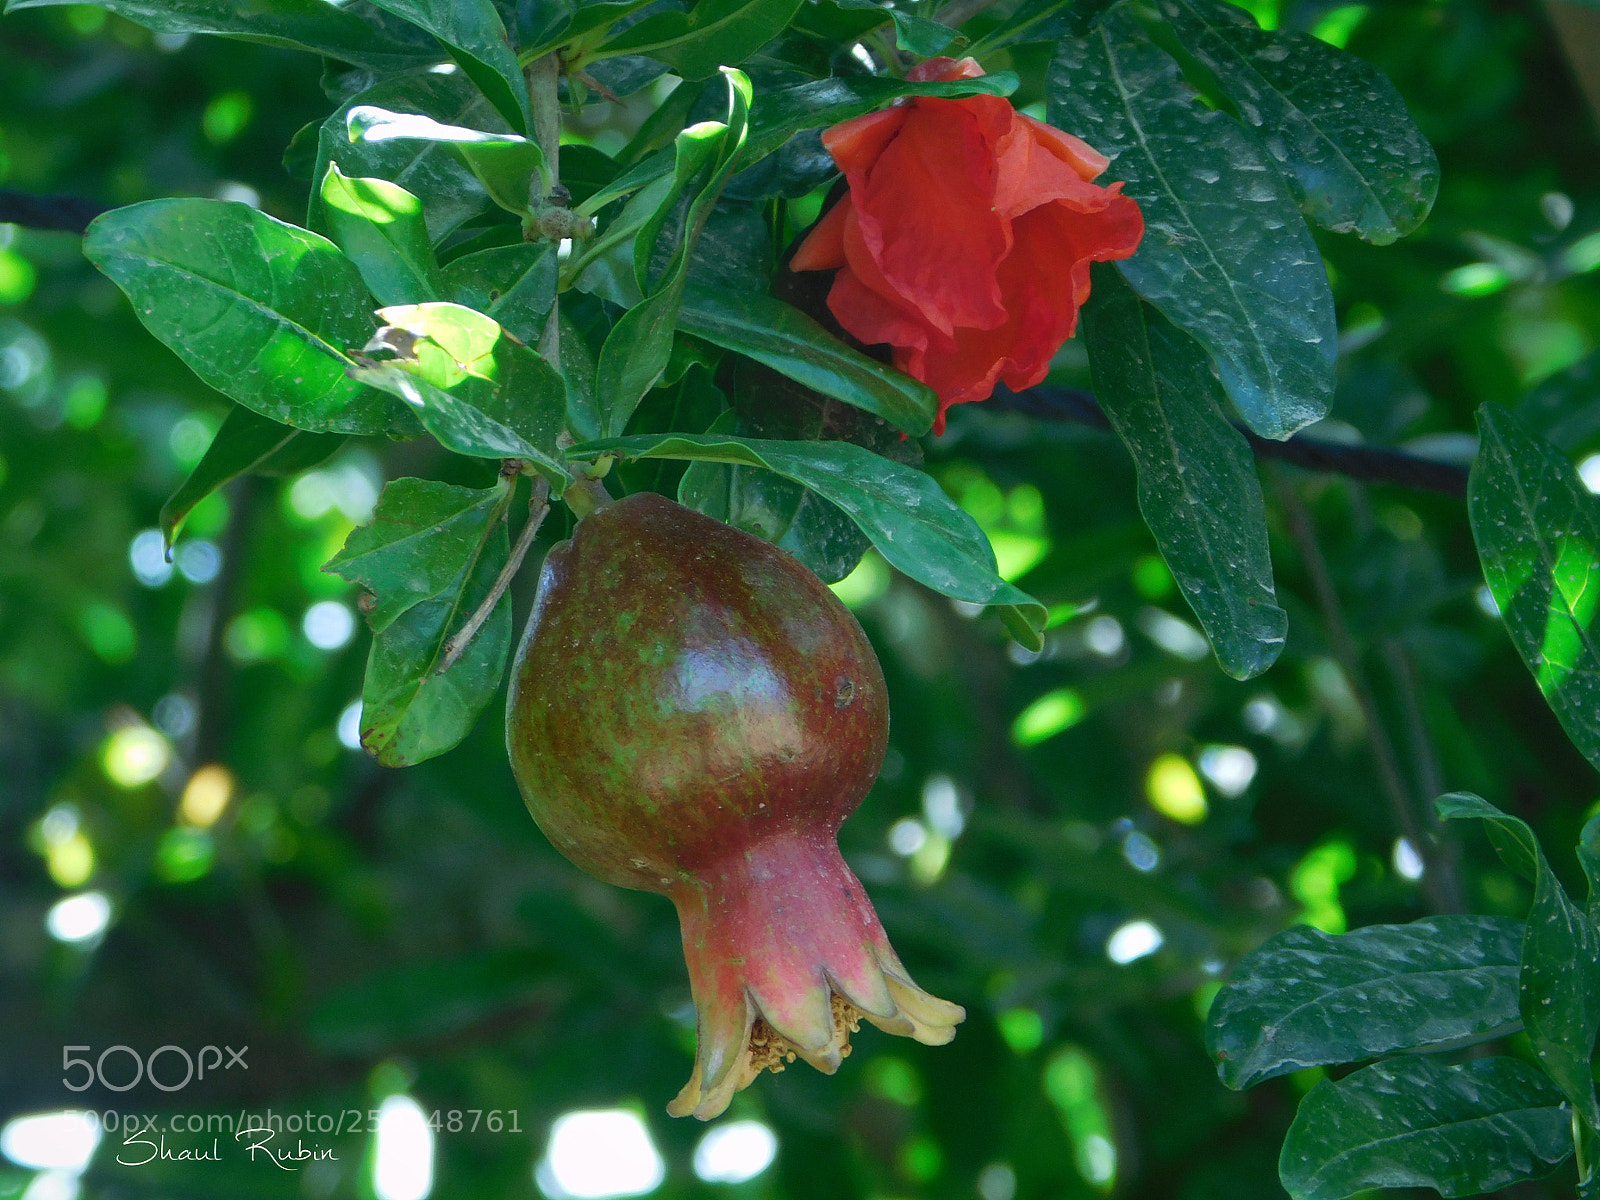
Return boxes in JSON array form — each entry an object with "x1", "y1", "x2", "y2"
[{"x1": 116, "y1": 1126, "x2": 337, "y2": 1170}]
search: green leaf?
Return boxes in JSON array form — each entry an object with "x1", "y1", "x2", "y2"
[
  {"x1": 522, "y1": 0, "x2": 658, "y2": 59},
  {"x1": 570, "y1": 433, "x2": 1048, "y2": 647},
  {"x1": 830, "y1": 0, "x2": 963, "y2": 55},
  {"x1": 441, "y1": 241, "x2": 557, "y2": 346},
  {"x1": 1157, "y1": 0, "x2": 1438, "y2": 244},
  {"x1": 1279, "y1": 1056, "x2": 1571, "y2": 1200},
  {"x1": 345, "y1": 106, "x2": 545, "y2": 215},
  {"x1": 1438, "y1": 790, "x2": 1600, "y2": 1128},
  {"x1": 1049, "y1": 15, "x2": 1337, "y2": 440},
  {"x1": 678, "y1": 372, "x2": 913, "y2": 583},
  {"x1": 312, "y1": 73, "x2": 504, "y2": 243},
  {"x1": 359, "y1": 503, "x2": 513, "y2": 767},
  {"x1": 595, "y1": 70, "x2": 752, "y2": 437},
  {"x1": 351, "y1": 302, "x2": 571, "y2": 484},
  {"x1": 631, "y1": 116, "x2": 728, "y2": 294},
  {"x1": 1206, "y1": 916, "x2": 1525, "y2": 1090},
  {"x1": 321, "y1": 163, "x2": 443, "y2": 306},
  {"x1": 1581, "y1": 813, "x2": 1600, "y2": 924},
  {"x1": 598, "y1": 0, "x2": 806, "y2": 79},
  {"x1": 1081, "y1": 264, "x2": 1286, "y2": 679},
  {"x1": 3, "y1": 0, "x2": 438, "y2": 71},
  {"x1": 678, "y1": 284, "x2": 936, "y2": 436},
  {"x1": 1469, "y1": 403, "x2": 1600, "y2": 774},
  {"x1": 579, "y1": 72, "x2": 1018, "y2": 213},
  {"x1": 83, "y1": 199, "x2": 413, "y2": 436},
  {"x1": 364, "y1": 0, "x2": 532, "y2": 134},
  {"x1": 160, "y1": 407, "x2": 344, "y2": 546},
  {"x1": 326, "y1": 477, "x2": 507, "y2": 632}
]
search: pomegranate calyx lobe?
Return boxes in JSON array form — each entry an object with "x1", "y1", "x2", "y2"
[{"x1": 505, "y1": 493, "x2": 963, "y2": 1118}]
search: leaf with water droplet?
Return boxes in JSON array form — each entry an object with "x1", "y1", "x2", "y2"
[
  {"x1": 1438, "y1": 790, "x2": 1600, "y2": 1128},
  {"x1": 1208, "y1": 914, "x2": 1525, "y2": 1089},
  {"x1": 1082, "y1": 266, "x2": 1286, "y2": 679},
  {"x1": 1157, "y1": 0, "x2": 1438, "y2": 244},
  {"x1": 1469, "y1": 403, "x2": 1600, "y2": 775},
  {"x1": 1049, "y1": 13, "x2": 1337, "y2": 440},
  {"x1": 1279, "y1": 1056, "x2": 1570, "y2": 1200}
]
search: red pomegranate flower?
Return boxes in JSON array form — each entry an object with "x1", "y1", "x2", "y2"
[{"x1": 791, "y1": 57, "x2": 1144, "y2": 432}]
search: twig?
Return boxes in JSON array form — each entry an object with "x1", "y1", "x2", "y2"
[
  {"x1": 988, "y1": 383, "x2": 1470, "y2": 497},
  {"x1": 1385, "y1": 640, "x2": 1466, "y2": 911},
  {"x1": 1275, "y1": 472, "x2": 1462, "y2": 914},
  {"x1": 438, "y1": 478, "x2": 551, "y2": 674},
  {"x1": 0, "y1": 187, "x2": 108, "y2": 234}
]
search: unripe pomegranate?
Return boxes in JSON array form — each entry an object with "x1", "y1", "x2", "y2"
[{"x1": 506, "y1": 492, "x2": 963, "y2": 1119}]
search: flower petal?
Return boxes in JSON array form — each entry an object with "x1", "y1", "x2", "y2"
[
  {"x1": 994, "y1": 117, "x2": 1123, "y2": 220},
  {"x1": 918, "y1": 192, "x2": 1146, "y2": 421},
  {"x1": 790, "y1": 195, "x2": 852, "y2": 271},
  {"x1": 1021, "y1": 113, "x2": 1111, "y2": 180},
  {"x1": 905, "y1": 55, "x2": 986, "y2": 83},
  {"x1": 848, "y1": 96, "x2": 1016, "y2": 336},
  {"x1": 821, "y1": 106, "x2": 909, "y2": 175}
]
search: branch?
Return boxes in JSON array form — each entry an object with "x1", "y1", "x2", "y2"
[
  {"x1": 1275, "y1": 473, "x2": 1464, "y2": 915},
  {"x1": 988, "y1": 384, "x2": 1470, "y2": 498},
  {"x1": 0, "y1": 188, "x2": 109, "y2": 235}
]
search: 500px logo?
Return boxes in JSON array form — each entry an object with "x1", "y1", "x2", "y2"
[{"x1": 62, "y1": 1045, "x2": 247, "y2": 1093}]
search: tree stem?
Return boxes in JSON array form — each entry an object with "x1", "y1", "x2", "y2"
[{"x1": 528, "y1": 51, "x2": 564, "y2": 371}]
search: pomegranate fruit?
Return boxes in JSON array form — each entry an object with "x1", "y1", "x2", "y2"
[{"x1": 506, "y1": 492, "x2": 963, "y2": 1119}]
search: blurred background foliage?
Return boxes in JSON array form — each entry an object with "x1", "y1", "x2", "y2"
[{"x1": 3, "y1": 0, "x2": 1600, "y2": 1198}]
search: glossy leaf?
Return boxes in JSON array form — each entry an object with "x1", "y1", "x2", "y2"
[
  {"x1": 312, "y1": 73, "x2": 501, "y2": 242},
  {"x1": 569, "y1": 433, "x2": 1048, "y2": 647},
  {"x1": 679, "y1": 284, "x2": 936, "y2": 437},
  {"x1": 160, "y1": 406, "x2": 345, "y2": 546},
  {"x1": 346, "y1": 106, "x2": 544, "y2": 215},
  {"x1": 321, "y1": 163, "x2": 443, "y2": 306},
  {"x1": 83, "y1": 199, "x2": 412, "y2": 436},
  {"x1": 2, "y1": 0, "x2": 437, "y2": 70},
  {"x1": 830, "y1": 0, "x2": 962, "y2": 55},
  {"x1": 1158, "y1": 0, "x2": 1438, "y2": 244},
  {"x1": 579, "y1": 72, "x2": 1018, "y2": 213},
  {"x1": 1279, "y1": 1056, "x2": 1571, "y2": 1200},
  {"x1": 598, "y1": 0, "x2": 806, "y2": 79},
  {"x1": 1581, "y1": 812, "x2": 1600, "y2": 925},
  {"x1": 596, "y1": 70, "x2": 751, "y2": 437},
  {"x1": 359, "y1": 505, "x2": 512, "y2": 767},
  {"x1": 1438, "y1": 790, "x2": 1600, "y2": 1128},
  {"x1": 1081, "y1": 265, "x2": 1286, "y2": 679},
  {"x1": 351, "y1": 303, "x2": 569, "y2": 483},
  {"x1": 1050, "y1": 15, "x2": 1337, "y2": 439},
  {"x1": 326, "y1": 478, "x2": 507, "y2": 633},
  {"x1": 441, "y1": 241, "x2": 557, "y2": 346},
  {"x1": 678, "y1": 367, "x2": 914, "y2": 583},
  {"x1": 364, "y1": 0, "x2": 531, "y2": 134},
  {"x1": 1469, "y1": 403, "x2": 1600, "y2": 773},
  {"x1": 1207, "y1": 915, "x2": 1524, "y2": 1089}
]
